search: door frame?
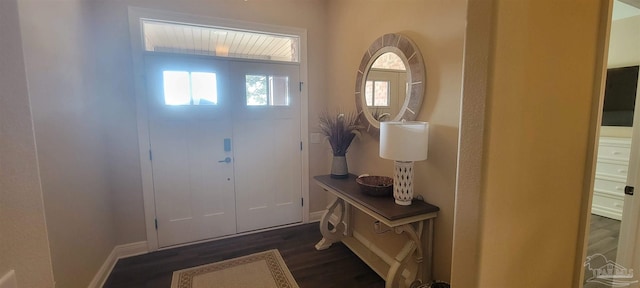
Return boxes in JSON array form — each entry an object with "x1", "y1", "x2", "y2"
[
  {"x1": 584, "y1": 0, "x2": 640, "y2": 285},
  {"x1": 616, "y1": 60, "x2": 640, "y2": 274},
  {"x1": 128, "y1": 7, "x2": 310, "y2": 251}
]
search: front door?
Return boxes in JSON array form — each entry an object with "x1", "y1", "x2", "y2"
[
  {"x1": 145, "y1": 55, "x2": 236, "y2": 247},
  {"x1": 231, "y1": 62, "x2": 303, "y2": 233},
  {"x1": 146, "y1": 55, "x2": 303, "y2": 246}
]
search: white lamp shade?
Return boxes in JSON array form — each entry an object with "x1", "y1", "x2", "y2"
[{"x1": 379, "y1": 121, "x2": 429, "y2": 161}]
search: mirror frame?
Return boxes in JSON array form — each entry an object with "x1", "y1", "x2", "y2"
[{"x1": 355, "y1": 33, "x2": 425, "y2": 136}]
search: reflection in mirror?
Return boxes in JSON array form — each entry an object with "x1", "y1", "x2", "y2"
[
  {"x1": 365, "y1": 52, "x2": 407, "y2": 122},
  {"x1": 355, "y1": 33, "x2": 425, "y2": 137}
]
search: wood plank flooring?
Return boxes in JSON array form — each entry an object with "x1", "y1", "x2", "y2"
[
  {"x1": 104, "y1": 223, "x2": 384, "y2": 288},
  {"x1": 584, "y1": 214, "x2": 621, "y2": 288},
  {"x1": 105, "y1": 215, "x2": 621, "y2": 287},
  {"x1": 586, "y1": 214, "x2": 620, "y2": 262}
]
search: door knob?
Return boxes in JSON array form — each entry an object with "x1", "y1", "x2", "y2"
[{"x1": 218, "y1": 157, "x2": 232, "y2": 163}]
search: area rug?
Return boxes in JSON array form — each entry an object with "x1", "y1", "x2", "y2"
[{"x1": 170, "y1": 249, "x2": 299, "y2": 288}]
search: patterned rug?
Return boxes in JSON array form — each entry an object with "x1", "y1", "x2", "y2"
[{"x1": 170, "y1": 249, "x2": 299, "y2": 288}]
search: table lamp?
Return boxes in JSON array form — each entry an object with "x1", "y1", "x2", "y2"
[{"x1": 379, "y1": 121, "x2": 429, "y2": 205}]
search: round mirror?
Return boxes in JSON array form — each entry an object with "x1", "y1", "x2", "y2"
[{"x1": 355, "y1": 33, "x2": 425, "y2": 136}]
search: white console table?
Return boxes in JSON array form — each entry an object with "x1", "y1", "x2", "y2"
[{"x1": 314, "y1": 174, "x2": 439, "y2": 288}]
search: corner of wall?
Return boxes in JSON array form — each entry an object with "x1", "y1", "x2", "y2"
[
  {"x1": 450, "y1": 0, "x2": 494, "y2": 286},
  {"x1": 88, "y1": 241, "x2": 148, "y2": 288}
]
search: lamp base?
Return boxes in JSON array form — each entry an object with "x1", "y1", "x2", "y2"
[
  {"x1": 393, "y1": 161, "x2": 414, "y2": 206},
  {"x1": 395, "y1": 198, "x2": 412, "y2": 206}
]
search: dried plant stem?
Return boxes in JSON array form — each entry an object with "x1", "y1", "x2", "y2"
[{"x1": 319, "y1": 109, "x2": 362, "y2": 156}]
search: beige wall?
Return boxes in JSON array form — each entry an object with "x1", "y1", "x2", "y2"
[
  {"x1": 474, "y1": 0, "x2": 607, "y2": 286},
  {"x1": 450, "y1": 0, "x2": 493, "y2": 286},
  {"x1": 0, "y1": 0, "x2": 55, "y2": 287},
  {"x1": 325, "y1": 0, "x2": 467, "y2": 281},
  {"x1": 17, "y1": 0, "x2": 118, "y2": 286},
  {"x1": 5, "y1": 1, "x2": 612, "y2": 286},
  {"x1": 608, "y1": 15, "x2": 640, "y2": 67},
  {"x1": 89, "y1": 0, "x2": 465, "y2": 282},
  {"x1": 599, "y1": 16, "x2": 638, "y2": 150}
]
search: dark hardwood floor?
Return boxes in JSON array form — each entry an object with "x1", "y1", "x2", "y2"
[
  {"x1": 104, "y1": 223, "x2": 384, "y2": 288},
  {"x1": 586, "y1": 214, "x2": 620, "y2": 261},
  {"x1": 584, "y1": 214, "x2": 621, "y2": 288},
  {"x1": 105, "y1": 215, "x2": 621, "y2": 287}
]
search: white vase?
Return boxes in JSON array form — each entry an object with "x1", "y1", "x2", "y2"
[{"x1": 330, "y1": 155, "x2": 348, "y2": 179}]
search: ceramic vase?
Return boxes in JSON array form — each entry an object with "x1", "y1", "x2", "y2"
[{"x1": 330, "y1": 155, "x2": 348, "y2": 179}]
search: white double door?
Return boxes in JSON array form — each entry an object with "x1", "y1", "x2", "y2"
[{"x1": 145, "y1": 55, "x2": 302, "y2": 247}]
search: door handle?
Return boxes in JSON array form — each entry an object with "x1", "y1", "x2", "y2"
[{"x1": 218, "y1": 157, "x2": 232, "y2": 163}]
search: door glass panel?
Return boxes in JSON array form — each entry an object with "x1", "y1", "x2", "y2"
[
  {"x1": 163, "y1": 71, "x2": 190, "y2": 105},
  {"x1": 270, "y1": 76, "x2": 289, "y2": 106},
  {"x1": 245, "y1": 74, "x2": 290, "y2": 106},
  {"x1": 191, "y1": 72, "x2": 217, "y2": 105},
  {"x1": 163, "y1": 71, "x2": 218, "y2": 106},
  {"x1": 246, "y1": 75, "x2": 268, "y2": 106}
]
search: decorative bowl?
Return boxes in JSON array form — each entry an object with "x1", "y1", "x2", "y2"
[{"x1": 356, "y1": 175, "x2": 393, "y2": 197}]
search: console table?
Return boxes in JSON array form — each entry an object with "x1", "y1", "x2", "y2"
[{"x1": 314, "y1": 174, "x2": 439, "y2": 288}]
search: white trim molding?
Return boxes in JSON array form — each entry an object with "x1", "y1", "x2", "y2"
[
  {"x1": 309, "y1": 210, "x2": 325, "y2": 223},
  {"x1": 89, "y1": 241, "x2": 148, "y2": 288}
]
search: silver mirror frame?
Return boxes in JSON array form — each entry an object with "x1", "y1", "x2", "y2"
[{"x1": 355, "y1": 33, "x2": 425, "y2": 137}]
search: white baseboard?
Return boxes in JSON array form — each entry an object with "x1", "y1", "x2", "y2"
[
  {"x1": 89, "y1": 241, "x2": 148, "y2": 288},
  {"x1": 309, "y1": 210, "x2": 325, "y2": 222},
  {"x1": 115, "y1": 241, "x2": 148, "y2": 259}
]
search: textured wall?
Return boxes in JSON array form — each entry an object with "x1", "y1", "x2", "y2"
[
  {"x1": 608, "y1": 15, "x2": 640, "y2": 68},
  {"x1": 477, "y1": 0, "x2": 606, "y2": 286},
  {"x1": 325, "y1": 0, "x2": 467, "y2": 281},
  {"x1": 0, "y1": 0, "x2": 55, "y2": 286},
  {"x1": 450, "y1": 0, "x2": 493, "y2": 286},
  {"x1": 17, "y1": 0, "x2": 118, "y2": 286}
]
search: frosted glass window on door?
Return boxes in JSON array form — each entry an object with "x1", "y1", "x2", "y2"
[
  {"x1": 269, "y1": 76, "x2": 289, "y2": 106},
  {"x1": 163, "y1": 71, "x2": 191, "y2": 105},
  {"x1": 163, "y1": 71, "x2": 217, "y2": 105},
  {"x1": 191, "y1": 72, "x2": 217, "y2": 105},
  {"x1": 245, "y1": 75, "x2": 289, "y2": 106},
  {"x1": 365, "y1": 80, "x2": 390, "y2": 107}
]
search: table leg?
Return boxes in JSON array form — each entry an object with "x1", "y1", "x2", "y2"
[
  {"x1": 387, "y1": 222, "x2": 425, "y2": 287},
  {"x1": 425, "y1": 219, "x2": 434, "y2": 282},
  {"x1": 315, "y1": 197, "x2": 346, "y2": 250},
  {"x1": 386, "y1": 239, "x2": 417, "y2": 288}
]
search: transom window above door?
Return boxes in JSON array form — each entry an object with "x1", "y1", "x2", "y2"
[{"x1": 142, "y1": 20, "x2": 300, "y2": 63}]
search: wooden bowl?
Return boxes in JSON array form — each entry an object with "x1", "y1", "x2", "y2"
[{"x1": 356, "y1": 176, "x2": 393, "y2": 197}]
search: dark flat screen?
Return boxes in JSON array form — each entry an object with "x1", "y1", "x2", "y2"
[{"x1": 602, "y1": 65, "x2": 639, "y2": 127}]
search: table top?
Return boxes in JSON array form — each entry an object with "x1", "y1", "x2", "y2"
[{"x1": 314, "y1": 174, "x2": 439, "y2": 222}]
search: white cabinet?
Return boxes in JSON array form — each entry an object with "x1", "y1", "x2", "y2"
[{"x1": 592, "y1": 136, "x2": 631, "y2": 220}]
